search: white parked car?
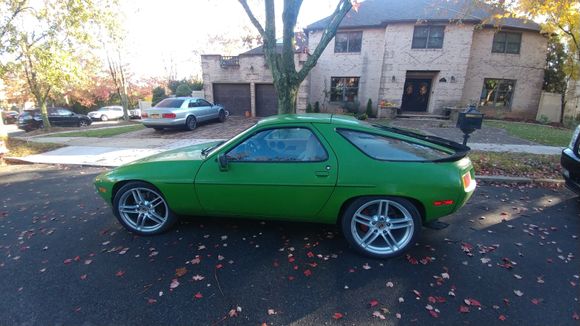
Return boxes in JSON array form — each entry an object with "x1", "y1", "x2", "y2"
[
  {"x1": 88, "y1": 106, "x2": 125, "y2": 121},
  {"x1": 141, "y1": 97, "x2": 226, "y2": 131}
]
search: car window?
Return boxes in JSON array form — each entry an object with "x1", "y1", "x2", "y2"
[
  {"x1": 113, "y1": 108, "x2": 123, "y2": 111},
  {"x1": 226, "y1": 127, "x2": 328, "y2": 162},
  {"x1": 198, "y1": 99, "x2": 211, "y2": 107},
  {"x1": 56, "y1": 109, "x2": 73, "y2": 116},
  {"x1": 188, "y1": 100, "x2": 198, "y2": 108},
  {"x1": 156, "y1": 99, "x2": 185, "y2": 108},
  {"x1": 338, "y1": 129, "x2": 450, "y2": 161}
]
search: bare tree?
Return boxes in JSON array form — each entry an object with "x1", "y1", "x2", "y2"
[{"x1": 239, "y1": 0, "x2": 355, "y2": 114}]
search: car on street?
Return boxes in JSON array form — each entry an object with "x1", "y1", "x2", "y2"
[
  {"x1": 2, "y1": 110, "x2": 19, "y2": 124},
  {"x1": 17, "y1": 108, "x2": 92, "y2": 131},
  {"x1": 95, "y1": 114, "x2": 476, "y2": 259},
  {"x1": 87, "y1": 105, "x2": 125, "y2": 121},
  {"x1": 141, "y1": 97, "x2": 226, "y2": 131},
  {"x1": 129, "y1": 108, "x2": 141, "y2": 119},
  {"x1": 561, "y1": 124, "x2": 580, "y2": 195}
]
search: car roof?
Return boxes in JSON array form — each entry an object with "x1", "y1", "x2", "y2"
[
  {"x1": 256, "y1": 113, "x2": 363, "y2": 127},
  {"x1": 164, "y1": 97, "x2": 203, "y2": 100}
]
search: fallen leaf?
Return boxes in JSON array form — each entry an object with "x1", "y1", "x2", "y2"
[
  {"x1": 362, "y1": 263, "x2": 371, "y2": 270},
  {"x1": 573, "y1": 312, "x2": 579, "y2": 320},
  {"x1": 386, "y1": 281, "x2": 394, "y2": 288},
  {"x1": 413, "y1": 289, "x2": 421, "y2": 298},
  {"x1": 499, "y1": 314, "x2": 507, "y2": 321},
  {"x1": 267, "y1": 309, "x2": 277, "y2": 315},
  {"x1": 514, "y1": 290, "x2": 524, "y2": 297},
  {"x1": 372, "y1": 311, "x2": 386, "y2": 320},
  {"x1": 63, "y1": 258, "x2": 73, "y2": 265},
  {"x1": 303, "y1": 269, "x2": 312, "y2": 277},
  {"x1": 459, "y1": 305, "x2": 470, "y2": 313},
  {"x1": 80, "y1": 274, "x2": 87, "y2": 280},
  {"x1": 332, "y1": 312, "x2": 344, "y2": 320},
  {"x1": 429, "y1": 310, "x2": 439, "y2": 318},
  {"x1": 175, "y1": 267, "x2": 188, "y2": 277},
  {"x1": 531, "y1": 298, "x2": 541, "y2": 305},
  {"x1": 192, "y1": 274, "x2": 205, "y2": 281},
  {"x1": 170, "y1": 279, "x2": 180, "y2": 289},
  {"x1": 115, "y1": 270, "x2": 125, "y2": 277},
  {"x1": 191, "y1": 257, "x2": 201, "y2": 264},
  {"x1": 147, "y1": 298, "x2": 157, "y2": 304},
  {"x1": 369, "y1": 299, "x2": 379, "y2": 307},
  {"x1": 194, "y1": 292, "x2": 203, "y2": 299}
]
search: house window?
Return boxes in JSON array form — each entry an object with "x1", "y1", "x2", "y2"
[
  {"x1": 334, "y1": 31, "x2": 362, "y2": 53},
  {"x1": 492, "y1": 32, "x2": 521, "y2": 54},
  {"x1": 480, "y1": 79, "x2": 516, "y2": 108},
  {"x1": 412, "y1": 26, "x2": 444, "y2": 49},
  {"x1": 330, "y1": 77, "x2": 360, "y2": 102}
]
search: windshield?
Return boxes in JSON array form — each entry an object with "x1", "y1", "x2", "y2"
[{"x1": 155, "y1": 99, "x2": 185, "y2": 108}]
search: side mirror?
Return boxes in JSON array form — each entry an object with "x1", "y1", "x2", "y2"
[{"x1": 218, "y1": 153, "x2": 229, "y2": 171}]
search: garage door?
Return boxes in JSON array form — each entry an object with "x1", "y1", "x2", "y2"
[
  {"x1": 213, "y1": 83, "x2": 251, "y2": 116},
  {"x1": 255, "y1": 84, "x2": 278, "y2": 117}
]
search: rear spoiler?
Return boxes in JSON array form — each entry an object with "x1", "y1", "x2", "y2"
[{"x1": 372, "y1": 124, "x2": 471, "y2": 162}]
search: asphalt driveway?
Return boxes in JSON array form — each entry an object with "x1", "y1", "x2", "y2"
[{"x1": 0, "y1": 165, "x2": 578, "y2": 325}]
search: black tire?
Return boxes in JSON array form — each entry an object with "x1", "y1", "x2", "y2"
[
  {"x1": 100, "y1": 115, "x2": 109, "y2": 121},
  {"x1": 185, "y1": 116, "x2": 197, "y2": 131},
  {"x1": 79, "y1": 120, "x2": 89, "y2": 127},
  {"x1": 112, "y1": 181, "x2": 178, "y2": 235},
  {"x1": 218, "y1": 110, "x2": 226, "y2": 122},
  {"x1": 341, "y1": 196, "x2": 421, "y2": 259},
  {"x1": 153, "y1": 127, "x2": 164, "y2": 131}
]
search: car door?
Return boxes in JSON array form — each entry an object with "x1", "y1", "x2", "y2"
[
  {"x1": 197, "y1": 99, "x2": 215, "y2": 120},
  {"x1": 47, "y1": 108, "x2": 65, "y2": 126},
  {"x1": 59, "y1": 109, "x2": 77, "y2": 126},
  {"x1": 195, "y1": 126, "x2": 338, "y2": 219}
]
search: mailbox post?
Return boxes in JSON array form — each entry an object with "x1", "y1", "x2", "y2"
[{"x1": 456, "y1": 104, "x2": 484, "y2": 146}]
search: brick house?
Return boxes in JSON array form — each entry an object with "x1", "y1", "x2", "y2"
[{"x1": 202, "y1": 0, "x2": 547, "y2": 119}]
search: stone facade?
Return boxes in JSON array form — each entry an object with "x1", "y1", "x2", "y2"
[
  {"x1": 201, "y1": 54, "x2": 309, "y2": 116},
  {"x1": 307, "y1": 23, "x2": 547, "y2": 117},
  {"x1": 461, "y1": 28, "x2": 547, "y2": 119}
]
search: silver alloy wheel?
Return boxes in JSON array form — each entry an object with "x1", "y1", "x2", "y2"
[
  {"x1": 117, "y1": 187, "x2": 169, "y2": 233},
  {"x1": 350, "y1": 199, "x2": 415, "y2": 255},
  {"x1": 186, "y1": 116, "x2": 196, "y2": 130}
]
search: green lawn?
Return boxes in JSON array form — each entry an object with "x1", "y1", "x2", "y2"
[
  {"x1": 484, "y1": 120, "x2": 573, "y2": 146},
  {"x1": 48, "y1": 124, "x2": 145, "y2": 138}
]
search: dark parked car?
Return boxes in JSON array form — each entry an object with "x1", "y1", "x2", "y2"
[
  {"x1": 2, "y1": 111, "x2": 19, "y2": 124},
  {"x1": 17, "y1": 108, "x2": 92, "y2": 131},
  {"x1": 561, "y1": 125, "x2": 580, "y2": 194}
]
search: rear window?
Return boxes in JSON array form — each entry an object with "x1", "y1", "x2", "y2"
[
  {"x1": 338, "y1": 129, "x2": 450, "y2": 161},
  {"x1": 155, "y1": 99, "x2": 185, "y2": 108}
]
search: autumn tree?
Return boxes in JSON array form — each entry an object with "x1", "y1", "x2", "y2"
[
  {"x1": 5, "y1": 0, "x2": 119, "y2": 128},
  {"x1": 239, "y1": 0, "x2": 355, "y2": 114}
]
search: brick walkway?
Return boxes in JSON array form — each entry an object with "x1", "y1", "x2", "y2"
[{"x1": 118, "y1": 116, "x2": 259, "y2": 140}]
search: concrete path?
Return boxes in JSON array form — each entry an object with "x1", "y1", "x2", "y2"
[{"x1": 469, "y1": 143, "x2": 563, "y2": 155}]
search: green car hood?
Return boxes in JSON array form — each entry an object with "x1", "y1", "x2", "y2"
[{"x1": 131, "y1": 140, "x2": 223, "y2": 165}]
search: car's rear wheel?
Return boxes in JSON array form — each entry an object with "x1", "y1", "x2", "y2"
[
  {"x1": 79, "y1": 120, "x2": 89, "y2": 127},
  {"x1": 218, "y1": 110, "x2": 226, "y2": 122},
  {"x1": 101, "y1": 115, "x2": 108, "y2": 121},
  {"x1": 113, "y1": 181, "x2": 178, "y2": 235},
  {"x1": 341, "y1": 197, "x2": 421, "y2": 259},
  {"x1": 185, "y1": 116, "x2": 197, "y2": 131}
]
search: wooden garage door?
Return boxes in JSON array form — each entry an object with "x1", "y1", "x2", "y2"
[
  {"x1": 255, "y1": 84, "x2": 278, "y2": 117},
  {"x1": 213, "y1": 83, "x2": 251, "y2": 116}
]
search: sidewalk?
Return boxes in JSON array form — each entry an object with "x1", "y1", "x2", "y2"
[{"x1": 7, "y1": 135, "x2": 564, "y2": 167}]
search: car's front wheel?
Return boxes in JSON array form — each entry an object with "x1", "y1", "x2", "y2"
[
  {"x1": 185, "y1": 116, "x2": 197, "y2": 131},
  {"x1": 218, "y1": 110, "x2": 226, "y2": 122},
  {"x1": 112, "y1": 181, "x2": 178, "y2": 235},
  {"x1": 341, "y1": 197, "x2": 421, "y2": 259},
  {"x1": 79, "y1": 120, "x2": 89, "y2": 127},
  {"x1": 100, "y1": 115, "x2": 108, "y2": 121}
]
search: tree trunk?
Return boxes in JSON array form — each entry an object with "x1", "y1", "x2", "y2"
[
  {"x1": 275, "y1": 80, "x2": 299, "y2": 114},
  {"x1": 39, "y1": 101, "x2": 50, "y2": 128}
]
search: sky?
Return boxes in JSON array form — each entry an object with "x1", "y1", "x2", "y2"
[{"x1": 121, "y1": 0, "x2": 340, "y2": 79}]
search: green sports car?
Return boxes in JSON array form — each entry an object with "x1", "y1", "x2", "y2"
[{"x1": 95, "y1": 114, "x2": 476, "y2": 258}]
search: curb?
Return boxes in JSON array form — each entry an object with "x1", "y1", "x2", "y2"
[
  {"x1": 476, "y1": 175, "x2": 564, "y2": 184},
  {"x1": 1, "y1": 157, "x2": 566, "y2": 185}
]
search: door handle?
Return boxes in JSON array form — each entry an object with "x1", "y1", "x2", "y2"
[{"x1": 315, "y1": 171, "x2": 329, "y2": 177}]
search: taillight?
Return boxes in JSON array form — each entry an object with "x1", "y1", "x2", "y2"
[
  {"x1": 162, "y1": 113, "x2": 176, "y2": 119},
  {"x1": 462, "y1": 172, "x2": 472, "y2": 190},
  {"x1": 141, "y1": 112, "x2": 148, "y2": 118}
]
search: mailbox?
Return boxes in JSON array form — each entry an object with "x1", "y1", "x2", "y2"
[{"x1": 456, "y1": 104, "x2": 484, "y2": 145}]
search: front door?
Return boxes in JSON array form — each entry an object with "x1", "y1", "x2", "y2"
[
  {"x1": 401, "y1": 79, "x2": 431, "y2": 112},
  {"x1": 195, "y1": 126, "x2": 337, "y2": 219}
]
